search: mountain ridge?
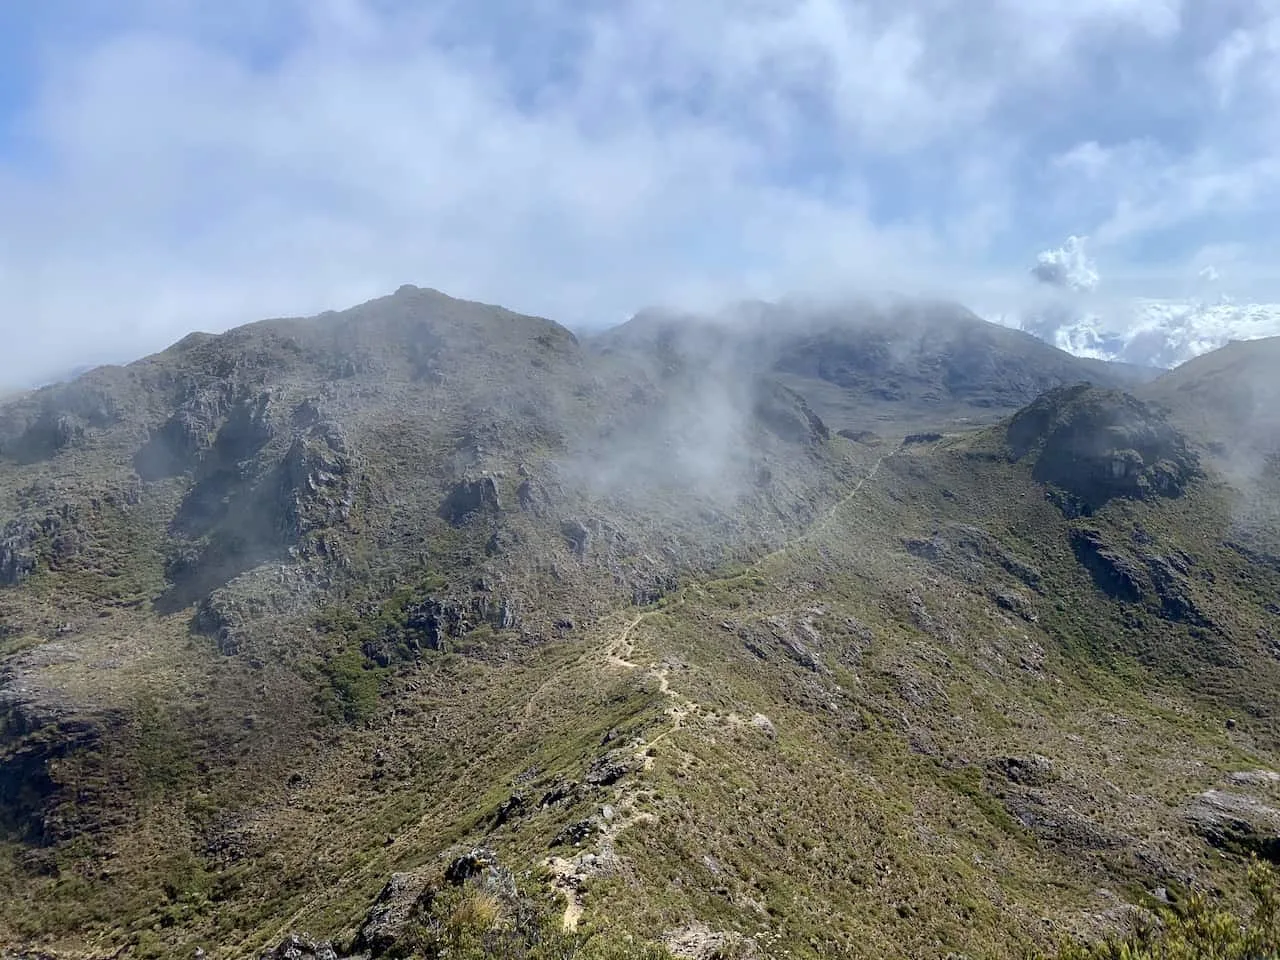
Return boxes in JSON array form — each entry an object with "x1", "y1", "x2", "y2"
[{"x1": 2, "y1": 286, "x2": 1279, "y2": 959}]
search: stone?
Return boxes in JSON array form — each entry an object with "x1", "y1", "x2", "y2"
[
  {"x1": 992, "y1": 754, "x2": 1055, "y2": 787},
  {"x1": 259, "y1": 934, "x2": 341, "y2": 960},
  {"x1": 353, "y1": 871, "x2": 433, "y2": 956},
  {"x1": 439, "y1": 476, "x2": 501, "y2": 525}
]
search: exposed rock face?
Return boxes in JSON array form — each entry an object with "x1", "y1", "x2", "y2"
[
  {"x1": 0, "y1": 377, "x2": 125, "y2": 463},
  {"x1": 585, "y1": 749, "x2": 639, "y2": 787},
  {"x1": 0, "y1": 507, "x2": 86, "y2": 589},
  {"x1": 560, "y1": 519, "x2": 591, "y2": 556},
  {"x1": 754, "y1": 383, "x2": 830, "y2": 446},
  {"x1": 1186, "y1": 790, "x2": 1280, "y2": 862},
  {"x1": 0, "y1": 523, "x2": 38, "y2": 587},
  {"x1": 992, "y1": 754, "x2": 1055, "y2": 787},
  {"x1": 279, "y1": 425, "x2": 357, "y2": 549},
  {"x1": 355, "y1": 871, "x2": 433, "y2": 956},
  {"x1": 439, "y1": 476, "x2": 501, "y2": 525},
  {"x1": 0, "y1": 667, "x2": 120, "y2": 845},
  {"x1": 258, "y1": 935, "x2": 343, "y2": 960},
  {"x1": 904, "y1": 523, "x2": 1042, "y2": 590},
  {"x1": 134, "y1": 382, "x2": 240, "y2": 480},
  {"x1": 1069, "y1": 526, "x2": 1208, "y2": 625},
  {"x1": 663, "y1": 922, "x2": 759, "y2": 960},
  {"x1": 1070, "y1": 528, "x2": 1145, "y2": 603},
  {"x1": 404, "y1": 598, "x2": 468, "y2": 650},
  {"x1": 1008, "y1": 384, "x2": 1199, "y2": 515},
  {"x1": 837, "y1": 428, "x2": 881, "y2": 444}
]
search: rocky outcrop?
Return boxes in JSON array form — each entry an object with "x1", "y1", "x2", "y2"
[
  {"x1": 0, "y1": 507, "x2": 86, "y2": 588},
  {"x1": 736, "y1": 614, "x2": 827, "y2": 672},
  {"x1": 903, "y1": 523, "x2": 1042, "y2": 590},
  {"x1": 664, "y1": 923, "x2": 760, "y2": 960},
  {"x1": 754, "y1": 383, "x2": 829, "y2": 446},
  {"x1": 1186, "y1": 790, "x2": 1280, "y2": 862},
  {"x1": 1070, "y1": 528, "x2": 1145, "y2": 603},
  {"x1": 560, "y1": 519, "x2": 591, "y2": 556},
  {"x1": 0, "y1": 376, "x2": 125, "y2": 463},
  {"x1": 279, "y1": 425, "x2": 357, "y2": 548},
  {"x1": 0, "y1": 664, "x2": 120, "y2": 845},
  {"x1": 134, "y1": 382, "x2": 239, "y2": 479},
  {"x1": 991, "y1": 754, "x2": 1055, "y2": 787},
  {"x1": 1070, "y1": 526, "x2": 1208, "y2": 624},
  {"x1": 0, "y1": 524, "x2": 38, "y2": 588},
  {"x1": 258, "y1": 935, "x2": 344, "y2": 960},
  {"x1": 354, "y1": 871, "x2": 433, "y2": 956},
  {"x1": 351, "y1": 847, "x2": 516, "y2": 957},
  {"x1": 585, "y1": 749, "x2": 640, "y2": 787},
  {"x1": 837, "y1": 429, "x2": 881, "y2": 445},
  {"x1": 439, "y1": 476, "x2": 501, "y2": 525},
  {"x1": 1007, "y1": 384, "x2": 1199, "y2": 515}
]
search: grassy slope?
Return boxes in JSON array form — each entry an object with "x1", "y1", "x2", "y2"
[
  {"x1": 2, "y1": 306, "x2": 1278, "y2": 957},
  {"x1": 5, "y1": 424, "x2": 1276, "y2": 958}
]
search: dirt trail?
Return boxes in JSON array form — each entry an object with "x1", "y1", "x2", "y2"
[
  {"x1": 545, "y1": 451, "x2": 893, "y2": 929},
  {"x1": 755, "y1": 453, "x2": 888, "y2": 568},
  {"x1": 267, "y1": 451, "x2": 895, "y2": 947}
]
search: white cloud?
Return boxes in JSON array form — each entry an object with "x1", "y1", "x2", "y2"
[
  {"x1": 1032, "y1": 236, "x2": 1100, "y2": 292},
  {"x1": 0, "y1": 0, "x2": 1278, "y2": 385}
]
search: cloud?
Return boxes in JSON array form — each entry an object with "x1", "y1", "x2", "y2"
[
  {"x1": 0, "y1": 0, "x2": 1277, "y2": 385},
  {"x1": 1032, "y1": 236, "x2": 1100, "y2": 292}
]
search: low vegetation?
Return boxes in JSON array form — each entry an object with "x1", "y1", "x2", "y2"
[{"x1": 1048, "y1": 860, "x2": 1280, "y2": 960}]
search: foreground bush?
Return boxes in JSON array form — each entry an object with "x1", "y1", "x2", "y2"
[{"x1": 1049, "y1": 860, "x2": 1280, "y2": 960}]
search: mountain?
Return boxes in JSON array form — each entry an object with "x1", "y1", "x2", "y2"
[
  {"x1": 2, "y1": 288, "x2": 1280, "y2": 959},
  {"x1": 598, "y1": 298, "x2": 1150, "y2": 435}
]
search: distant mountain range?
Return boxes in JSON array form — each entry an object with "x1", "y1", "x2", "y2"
[{"x1": 992, "y1": 296, "x2": 1280, "y2": 369}]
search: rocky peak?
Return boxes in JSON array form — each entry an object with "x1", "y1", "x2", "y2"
[{"x1": 1007, "y1": 383, "x2": 1200, "y2": 515}]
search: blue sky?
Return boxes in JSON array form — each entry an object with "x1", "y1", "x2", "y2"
[{"x1": 1, "y1": 0, "x2": 1279, "y2": 380}]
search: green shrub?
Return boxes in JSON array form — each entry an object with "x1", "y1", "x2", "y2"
[
  {"x1": 319, "y1": 648, "x2": 385, "y2": 723},
  {"x1": 388, "y1": 881, "x2": 671, "y2": 960},
  {"x1": 1047, "y1": 859, "x2": 1280, "y2": 960}
]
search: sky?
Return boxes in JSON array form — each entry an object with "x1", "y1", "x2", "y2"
[{"x1": 2, "y1": 0, "x2": 1279, "y2": 382}]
